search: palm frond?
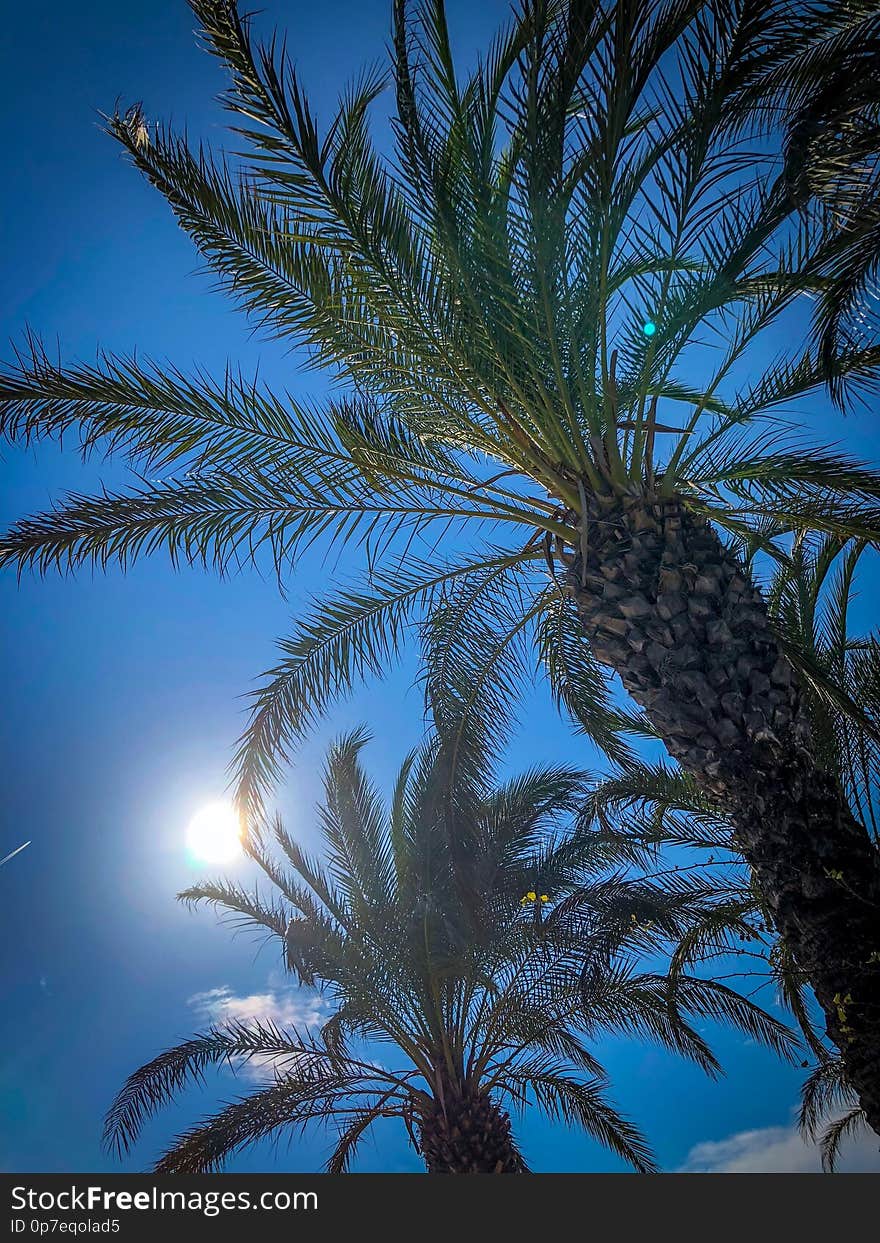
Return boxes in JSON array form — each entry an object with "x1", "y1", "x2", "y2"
[
  {"x1": 502, "y1": 1063, "x2": 658, "y2": 1174},
  {"x1": 233, "y1": 547, "x2": 538, "y2": 814},
  {"x1": 819, "y1": 1108, "x2": 869, "y2": 1174},
  {"x1": 104, "y1": 1022, "x2": 339, "y2": 1157}
]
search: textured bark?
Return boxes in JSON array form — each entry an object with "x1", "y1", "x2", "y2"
[
  {"x1": 562, "y1": 492, "x2": 880, "y2": 1135},
  {"x1": 418, "y1": 1085, "x2": 526, "y2": 1173}
]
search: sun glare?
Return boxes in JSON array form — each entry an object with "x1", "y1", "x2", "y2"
[{"x1": 186, "y1": 801, "x2": 243, "y2": 865}]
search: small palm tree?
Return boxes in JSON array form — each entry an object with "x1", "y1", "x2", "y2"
[
  {"x1": 105, "y1": 719, "x2": 794, "y2": 1173},
  {"x1": 580, "y1": 532, "x2": 880, "y2": 1167},
  {"x1": 3, "y1": 1, "x2": 880, "y2": 1126}
]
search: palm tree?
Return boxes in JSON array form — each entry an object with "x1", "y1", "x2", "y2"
[
  {"x1": 579, "y1": 531, "x2": 880, "y2": 1166},
  {"x1": 3, "y1": 0, "x2": 880, "y2": 1125},
  {"x1": 105, "y1": 718, "x2": 795, "y2": 1173}
]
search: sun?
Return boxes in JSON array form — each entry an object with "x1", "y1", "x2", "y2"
[{"x1": 186, "y1": 801, "x2": 243, "y2": 865}]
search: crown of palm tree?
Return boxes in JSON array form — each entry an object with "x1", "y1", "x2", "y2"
[
  {"x1": 105, "y1": 707, "x2": 796, "y2": 1173},
  {"x1": 2, "y1": 0, "x2": 880, "y2": 816}
]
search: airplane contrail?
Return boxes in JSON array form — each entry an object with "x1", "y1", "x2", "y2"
[{"x1": 0, "y1": 841, "x2": 31, "y2": 868}]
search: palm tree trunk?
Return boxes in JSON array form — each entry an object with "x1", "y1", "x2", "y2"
[
  {"x1": 418, "y1": 1086, "x2": 526, "y2": 1173},
  {"x1": 562, "y1": 493, "x2": 880, "y2": 1135}
]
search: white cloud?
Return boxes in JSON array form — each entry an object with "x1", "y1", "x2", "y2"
[
  {"x1": 679, "y1": 1120, "x2": 880, "y2": 1173},
  {"x1": 188, "y1": 985, "x2": 328, "y2": 1030},
  {"x1": 187, "y1": 985, "x2": 330, "y2": 1081}
]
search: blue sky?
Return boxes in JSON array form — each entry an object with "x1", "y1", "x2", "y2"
[{"x1": 2, "y1": 0, "x2": 880, "y2": 1175}]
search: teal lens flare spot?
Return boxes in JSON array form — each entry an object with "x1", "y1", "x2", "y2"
[{"x1": 642, "y1": 320, "x2": 657, "y2": 337}]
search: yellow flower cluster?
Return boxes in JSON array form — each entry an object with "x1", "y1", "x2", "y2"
[
  {"x1": 520, "y1": 891, "x2": 550, "y2": 905},
  {"x1": 833, "y1": 992, "x2": 855, "y2": 1039}
]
